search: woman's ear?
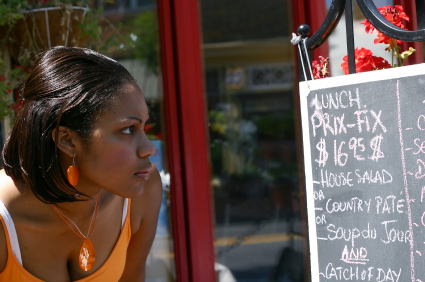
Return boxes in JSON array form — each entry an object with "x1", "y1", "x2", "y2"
[{"x1": 52, "y1": 126, "x2": 79, "y2": 158}]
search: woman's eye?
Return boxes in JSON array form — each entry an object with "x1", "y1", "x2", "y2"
[{"x1": 121, "y1": 126, "x2": 134, "y2": 135}]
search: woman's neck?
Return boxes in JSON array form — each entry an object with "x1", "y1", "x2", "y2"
[{"x1": 2, "y1": 170, "x2": 110, "y2": 222}]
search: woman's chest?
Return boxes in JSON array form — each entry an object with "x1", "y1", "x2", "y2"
[{"x1": 14, "y1": 204, "x2": 124, "y2": 281}]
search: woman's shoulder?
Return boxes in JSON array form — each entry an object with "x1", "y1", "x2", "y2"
[
  {"x1": 129, "y1": 167, "x2": 162, "y2": 234},
  {"x1": 119, "y1": 167, "x2": 162, "y2": 280},
  {"x1": 0, "y1": 169, "x2": 18, "y2": 272},
  {"x1": 0, "y1": 170, "x2": 21, "y2": 204}
]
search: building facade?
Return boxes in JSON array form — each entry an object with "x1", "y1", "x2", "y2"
[
  {"x1": 130, "y1": 1, "x2": 329, "y2": 280},
  {"x1": 1, "y1": 0, "x2": 423, "y2": 281}
]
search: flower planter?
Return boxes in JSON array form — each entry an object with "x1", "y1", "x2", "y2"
[{"x1": 7, "y1": 6, "x2": 88, "y2": 59}]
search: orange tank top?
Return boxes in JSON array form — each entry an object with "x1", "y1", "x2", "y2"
[{"x1": 0, "y1": 198, "x2": 131, "y2": 282}]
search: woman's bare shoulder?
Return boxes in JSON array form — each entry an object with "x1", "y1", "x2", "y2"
[
  {"x1": 0, "y1": 170, "x2": 16, "y2": 272},
  {"x1": 130, "y1": 167, "x2": 162, "y2": 233},
  {"x1": 120, "y1": 167, "x2": 162, "y2": 280},
  {"x1": 0, "y1": 170, "x2": 21, "y2": 204}
]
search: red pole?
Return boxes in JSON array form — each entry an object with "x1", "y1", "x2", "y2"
[
  {"x1": 157, "y1": 0, "x2": 190, "y2": 280},
  {"x1": 158, "y1": 0, "x2": 216, "y2": 282},
  {"x1": 394, "y1": 0, "x2": 424, "y2": 65},
  {"x1": 308, "y1": 0, "x2": 330, "y2": 62}
]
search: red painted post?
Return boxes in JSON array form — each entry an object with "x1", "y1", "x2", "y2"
[
  {"x1": 159, "y1": 0, "x2": 216, "y2": 280},
  {"x1": 293, "y1": 0, "x2": 329, "y2": 60},
  {"x1": 293, "y1": 0, "x2": 307, "y2": 29},
  {"x1": 171, "y1": 0, "x2": 216, "y2": 279},
  {"x1": 157, "y1": 0, "x2": 190, "y2": 281},
  {"x1": 394, "y1": 0, "x2": 424, "y2": 65},
  {"x1": 293, "y1": 0, "x2": 330, "y2": 73},
  {"x1": 308, "y1": 0, "x2": 330, "y2": 62}
]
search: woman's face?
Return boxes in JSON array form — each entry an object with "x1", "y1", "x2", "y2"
[{"x1": 75, "y1": 83, "x2": 156, "y2": 198}]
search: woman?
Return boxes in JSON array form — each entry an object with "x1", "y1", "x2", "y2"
[{"x1": 0, "y1": 46, "x2": 162, "y2": 281}]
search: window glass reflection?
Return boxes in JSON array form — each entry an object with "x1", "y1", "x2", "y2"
[{"x1": 200, "y1": 0, "x2": 307, "y2": 281}]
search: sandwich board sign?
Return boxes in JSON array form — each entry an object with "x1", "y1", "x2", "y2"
[{"x1": 300, "y1": 63, "x2": 425, "y2": 282}]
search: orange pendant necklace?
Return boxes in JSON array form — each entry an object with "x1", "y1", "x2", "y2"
[{"x1": 52, "y1": 193, "x2": 100, "y2": 271}]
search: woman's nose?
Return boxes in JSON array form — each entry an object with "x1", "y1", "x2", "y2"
[{"x1": 138, "y1": 137, "x2": 156, "y2": 158}]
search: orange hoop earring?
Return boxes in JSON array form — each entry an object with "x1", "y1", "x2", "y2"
[{"x1": 67, "y1": 153, "x2": 79, "y2": 186}]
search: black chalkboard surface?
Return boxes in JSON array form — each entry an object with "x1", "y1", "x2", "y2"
[{"x1": 300, "y1": 64, "x2": 425, "y2": 282}]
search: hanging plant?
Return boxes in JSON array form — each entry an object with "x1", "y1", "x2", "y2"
[
  {"x1": 7, "y1": 6, "x2": 89, "y2": 59},
  {"x1": 0, "y1": 0, "x2": 123, "y2": 122},
  {"x1": 0, "y1": 56, "x2": 30, "y2": 119}
]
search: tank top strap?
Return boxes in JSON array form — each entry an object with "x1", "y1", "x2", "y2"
[
  {"x1": 121, "y1": 198, "x2": 129, "y2": 229},
  {"x1": 0, "y1": 200, "x2": 22, "y2": 266}
]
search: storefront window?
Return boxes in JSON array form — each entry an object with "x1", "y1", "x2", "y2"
[
  {"x1": 200, "y1": 1, "x2": 307, "y2": 281},
  {"x1": 105, "y1": 3, "x2": 176, "y2": 281}
]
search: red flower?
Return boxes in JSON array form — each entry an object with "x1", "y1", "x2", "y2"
[
  {"x1": 360, "y1": 5, "x2": 409, "y2": 48},
  {"x1": 312, "y1": 56, "x2": 330, "y2": 79},
  {"x1": 144, "y1": 124, "x2": 154, "y2": 131},
  {"x1": 14, "y1": 64, "x2": 32, "y2": 73},
  {"x1": 360, "y1": 18, "x2": 375, "y2": 34},
  {"x1": 374, "y1": 32, "x2": 401, "y2": 51},
  {"x1": 341, "y1": 47, "x2": 391, "y2": 75},
  {"x1": 9, "y1": 100, "x2": 23, "y2": 113}
]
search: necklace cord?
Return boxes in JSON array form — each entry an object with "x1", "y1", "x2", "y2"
[
  {"x1": 87, "y1": 194, "x2": 100, "y2": 237},
  {"x1": 52, "y1": 193, "x2": 100, "y2": 240}
]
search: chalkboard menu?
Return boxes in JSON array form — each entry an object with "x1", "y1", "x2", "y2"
[{"x1": 300, "y1": 64, "x2": 425, "y2": 282}]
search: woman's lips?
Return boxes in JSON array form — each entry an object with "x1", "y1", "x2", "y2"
[{"x1": 134, "y1": 164, "x2": 152, "y2": 180}]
